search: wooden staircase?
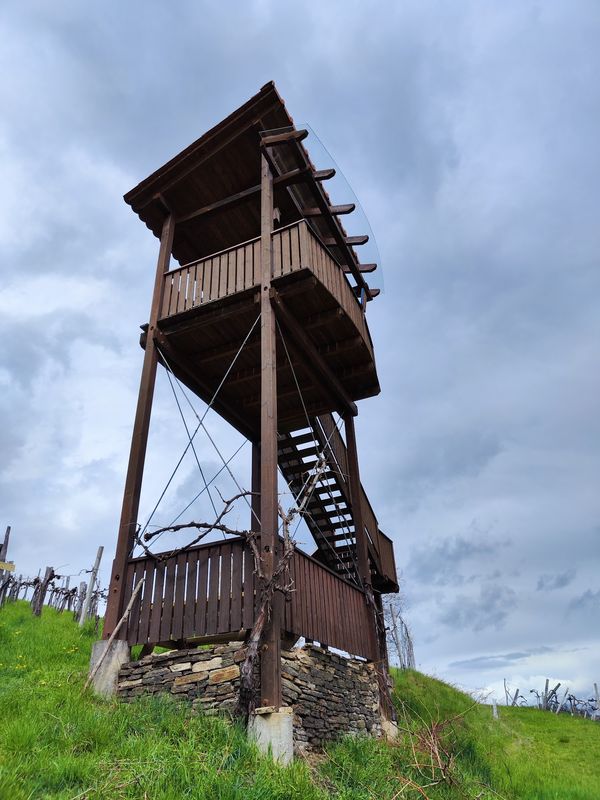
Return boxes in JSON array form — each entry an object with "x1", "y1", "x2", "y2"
[{"x1": 277, "y1": 414, "x2": 397, "y2": 591}]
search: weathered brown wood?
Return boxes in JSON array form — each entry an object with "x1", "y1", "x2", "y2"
[
  {"x1": 127, "y1": 559, "x2": 145, "y2": 645},
  {"x1": 259, "y1": 153, "x2": 282, "y2": 709},
  {"x1": 343, "y1": 263, "x2": 377, "y2": 274},
  {"x1": 104, "y1": 213, "x2": 175, "y2": 639},
  {"x1": 271, "y1": 291, "x2": 358, "y2": 417},
  {"x1": 343, "y1": 412, "x2": 369, "y2": 588},
  {"x1": 322, "y1": 234, "x2": 369, "y2": 247},
  {"x1": 218, "y1": 542, "x2": 232, "y2": 634},
  {"x1": 206, "y1": 547, "x2": 220, "y2": 634},
  {"x1": 148, "y1": 560, "x2": 166, "y2": 644},
  {"x1": 137, "y1": 560, "x2": 155, "y2": 644},
  {"x1": 261, "y1": 128, "x2": 308, "y2": 147},
  {"x1": 195, "y1": 547, "x2": 209, "y2": 636},
  {"x1": 172, "y1": 552, "x2": 187, "y2": 641},
  {"x1": 303, "y1": 203, "x2": 355, "y2": 217},
  {"x1": 242, "y1": 545, "x2": 254, "y2": 630},
  {"x1": 273, "y1": 167, "x2": 311, "y2": 188},
  {"x1": 160, "y1": 551, "x2": 177, "y2": 641},
  {"x1": 230, "y1": 542, "x2": 243, "y2": 631},
  {"x1": 176, "y1": 184, "x2": 261, "y2": 225},
  {"x1": 313, "y1": 168, "x2": 335, "y2": 181},
  {"x1": 183, "y1": 549, "x2": 198, "y2": 638}
]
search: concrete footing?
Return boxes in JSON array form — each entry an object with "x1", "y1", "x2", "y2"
[
  {"x1": 89, "y1": 639, "x2": 130, "y2": 698},
  {"x1": 381, "y1": 716, "x2": 399, "y2": 741},
  {"x1": 248, "y1": 706, "x2": 294, "y2": 764}
]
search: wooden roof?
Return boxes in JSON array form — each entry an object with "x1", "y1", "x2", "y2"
[{"x1": 124, "y1": 82, "x2": 372, "y2": 294}]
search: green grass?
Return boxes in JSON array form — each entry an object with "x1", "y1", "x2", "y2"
[
  {"x1": 0, "y1": 601, "x2": 598, "y2": 799},
  {"x1": 388, "y1": 669, "x2": 600, "y2": 799}
]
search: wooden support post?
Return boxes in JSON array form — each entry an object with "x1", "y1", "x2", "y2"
[
  {"x1": 0, "y1": 526, "x2": 10, "y2": 585},
  {"x1": 32, "y1": 567, "x2": 54, "y2": 617},
  {"x1": 344, "y1": 412, "x2": 383, "y2": 679},
  {"x1": 80, "y1": 546, "x2": 104, "y2": 626},
  {"x1": 251, "y1": 442, "x2": 261, "y2": 532},
  {"x1": 0, "y1": 525, "x2": 10, "y2": 561},
  {"x1": 343, "y1": 413, "x2": 369, "y2": 587},
  {"x1": 259, "y1": 153, "x2": 282, "y2": 709},
  {"x1": 103, "y1": 213, "x2": 175, "y2": 638}
]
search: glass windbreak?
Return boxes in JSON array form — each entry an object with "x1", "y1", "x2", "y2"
[{"x1": 261, "y1": 124, "x2": 384, "y2": 293}]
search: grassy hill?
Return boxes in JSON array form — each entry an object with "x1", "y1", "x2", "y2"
[{"x1": 0, "y1": 601, "x2": 598, "y2": 799}]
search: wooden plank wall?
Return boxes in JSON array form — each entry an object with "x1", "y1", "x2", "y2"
[
  {"x1": 122, "y1": 537, "x2": 376, "y2": 661},
  {"x1": 284, "y1": 548, "x2": 377, "y2": 661},
  {"x1": 122, "y1": 538, "x2": 256, "y2": 646}
]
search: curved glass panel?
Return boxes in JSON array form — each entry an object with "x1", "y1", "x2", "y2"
[{"x1": 296, "y1": 123, "x2": 384, "y2": 293}]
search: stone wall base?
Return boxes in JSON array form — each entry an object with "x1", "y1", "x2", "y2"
[{"x1": 117, "y1": 642, "x2": 385, "y2": 754}]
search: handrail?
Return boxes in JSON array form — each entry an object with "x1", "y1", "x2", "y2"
[
  {"x1": 170, "y1": 220, "x2": 309, "y2": 274},
  {"x1": 128, "y1": 535, "x2": 246, "y2": 564}
]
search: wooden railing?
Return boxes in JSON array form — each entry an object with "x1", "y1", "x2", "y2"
[
  {"x1": 284, "y1": 547, "x2": 377, "y2": 661},
  {"x1": 377, "y1": 531, "x2": 397, "y2": 586},
  {"x1": 123, "y1": 538, "x2": 256, "y2": 647},
  {"x1": 122, "y1": 537, "x2": 376, "y2": 660},
  {"x1": 313, "y1": 414, "x2": 397, "y2": 587},
  {"x1": 160, "y1": 220, "x2": 373, "y2": 359}
]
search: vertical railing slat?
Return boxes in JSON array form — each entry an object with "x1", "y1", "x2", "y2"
[
  {"x1": 230, "y1": 542, "x2": 243, "y2": 631},
  {"x1": 217, "y1": 542, "x2": 232, "y2": 634},
  {"x1": 183, "y1": 549, "x2": 199, "y2": 639}
]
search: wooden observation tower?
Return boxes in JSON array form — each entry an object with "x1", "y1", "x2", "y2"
[{"x1": 103, "y1": 82, "x2": 398, "y2": 712}]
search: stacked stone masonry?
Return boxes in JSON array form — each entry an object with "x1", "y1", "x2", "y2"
[{"x1": 117, "y1": 642, "x2": 383, "y2": 752}]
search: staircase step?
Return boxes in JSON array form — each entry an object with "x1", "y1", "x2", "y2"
[{"x1": 286, "y1": 432, "x2": 316, "y2": 446}]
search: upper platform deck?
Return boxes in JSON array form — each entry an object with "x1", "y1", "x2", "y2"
[{"x1": 154, "y1": 219, "x2": 380, "y2": 439}]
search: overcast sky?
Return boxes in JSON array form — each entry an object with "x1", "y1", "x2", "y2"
[{"x1": 1, "y1": 1, "x2": 598, "y2": 702}]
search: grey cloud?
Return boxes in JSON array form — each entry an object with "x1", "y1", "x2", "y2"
[
  {"x1": 568, "y1": 589, "x2": 600, "y2": 617},
  {"x1": 408, "y1": 530, "x2": 506, "y2": 587},
  {"x1": 439, "y1": 584, "x2": 517, "y2": 632},
  {"x1": 537, "y1": 570, "x2": 577, "y2": 592},
  {"x1": 449, "y1": 646, "x2": 554, "y2": 671}
]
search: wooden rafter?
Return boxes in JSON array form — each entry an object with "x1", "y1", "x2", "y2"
[
  {"x1": 271, "y1": 290, "x2": 358, "y2": 417},
  {"x1": 343, "y1": 263, "x2": 377, "y2": 274},
  {"x1": 323, "y1": 234, "x2": 369, "y2": 247},
  {"x1": 303, "y1": 203, "x2": 355, "y2": 217},
  {"x1": 261, "y1": 134, "x2": 372, "y2": 296},
  {"x1": 260, "y1": 128, "x2": 308, "y2": 147}
]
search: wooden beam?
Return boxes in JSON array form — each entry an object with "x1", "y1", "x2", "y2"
[
  {"x1": 270, "y1": 136, "x2": 369, "y2": 294},
  {"x1": 158, "y1": 291, "x2": 259, "y2": 334},
  {"x1": 323, "y1": 234, "x2": 369, "y2": 247},
  {"x1": 243, "y1": 383, "x2": 316, "y2": 410},
  {"x1": 274, "y1": 167, "x2": 311, "y2": 188},
  {"x1": 344, "y1": 413, "x2": 369, "y2": 589},
  {"x1": 303, "y1": 203, "x2": 355, "y2": 217},
  {"x1": 260, "y1": 129, "x2": 308, "y2": 147},
  {"x1": 352, "y1": 286, "x2": 380, "y2": 301},
  {"x1": 259, "y1": 153, "x2": 282, "y2": 710},
  {"x1": 305, "y1": 307, "x2": 343, "y2": 329},
  {"x1": 343, "y1": 263, "x2": 377, "y2": 274},
  {"x1": 176, "y1": 184, "x2": 260, "y2": 224},
  {"x1": 271, "y1": 291, "x2": 358, "y2": 417},
  {"x1": 192, "y1": 336, "x2": 261, "y2": 368},
  {"x1": 314, "y1": 168, "x2": 336, "y2": 181},
  {"x1": 104, "y1": 213, "x2": 175, "y2": 639},
  {"x1": 251, "y1": 442, "x2": 261, "y2": 532}
]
